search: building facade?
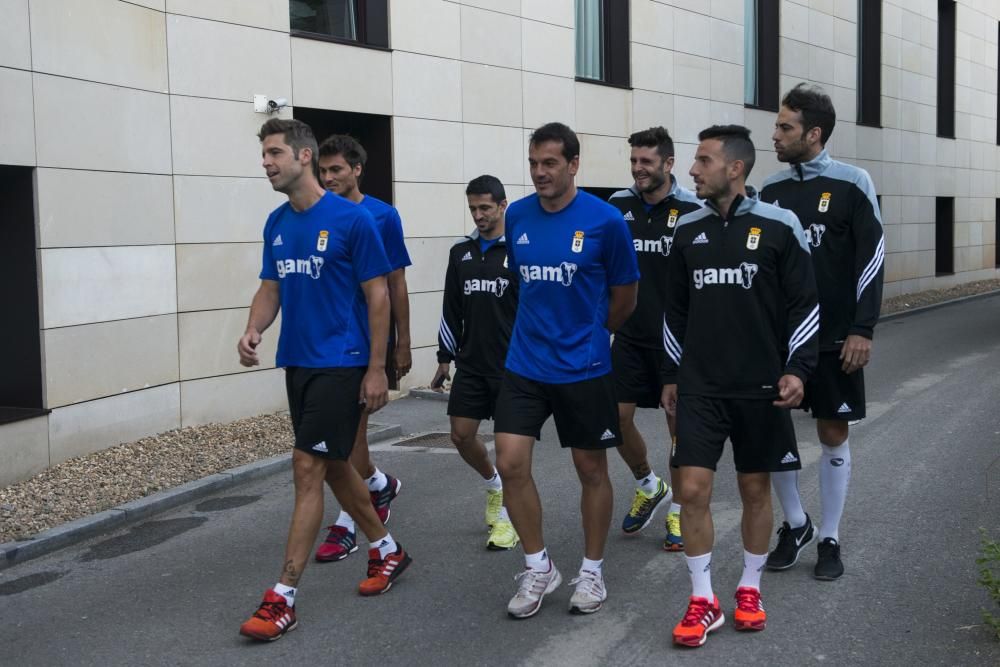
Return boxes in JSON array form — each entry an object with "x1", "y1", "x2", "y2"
[{"x1": 1, "y1": 0, "x2": 997, "y2": 485}]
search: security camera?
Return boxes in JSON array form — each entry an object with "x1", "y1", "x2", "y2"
[{"x1": 267, "y1": 98, "x2": 288, "y2": 113}]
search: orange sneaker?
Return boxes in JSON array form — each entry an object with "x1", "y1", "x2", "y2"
[
  {"x1": 239, "y1": 589, "x2": 297, "y2": 642},
  {"x1": 672, "y1": 595, "x2": 724, "y2": 647},
  {"x1": 359, "y1": 544, "x2": 412, "y2": 596},
  {"x1": 733, "y1": 586, "x2": 767, "y2": 631}
]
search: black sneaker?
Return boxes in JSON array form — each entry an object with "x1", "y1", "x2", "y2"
[
  {"x1": 765, "y1": 514, "x2": 815, "y2": 570},
  {"x1": 814, "y1": 538, "x2": 844, "y2": 580}
]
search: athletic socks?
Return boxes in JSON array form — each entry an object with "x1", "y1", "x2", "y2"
[
  {"x1": 685, "y1": 553, "x2": 713, "y2": 600},
  {"x1": 771, "y1": 470, "x2": 808, "y2": 529},
  {"x1": 334, "y1": 510, "x2": 355, "y2": 533},
  {"x1": 737, "y1": 551, "x2": 768, "y2": 590},
  {"x1": 636, "y1": 472, "x2": 660, "y2": 496},
  {"x1": 581, "y1": 557, "x2": 604, "y2": 573},
  {"x1": 484, "y1": 469, "x2": 503, "y2": 491},
  {"x1": 668, "y1": 502, "x2": 682, "y2": 514},
  {"x1": 273, "y1": 583, "x2": 297, "y2": 607},
  {"x1": 525, "y1": 548, "x2": 550, "y2": 572},
  {"x1": 370, "y1": 533, "x2": 398, "y2": 559},
  {"x1": 366, "y1": 468, "x2": 388, "y2": 492},
  {"x1": 819, "y1": 441, "x2": 851, "y2": 542}
]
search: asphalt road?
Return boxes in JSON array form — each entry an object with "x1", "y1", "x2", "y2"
[{"x1": 2, "y1": 295, "x2": 999, "y2": 666}]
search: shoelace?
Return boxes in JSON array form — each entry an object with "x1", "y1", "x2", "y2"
[
  {"x1": 325, "y1": 525, "x2": 349, "y2": 543},
  {"x1": 367, "y1": 554, "x2": 386, "y2": 578},
  {"x1": 735, "y1": 589, "x2": 761, "y2": 612},
  {"x1": 486, "y1": 492, "x2": 503, "y2": 517},
  {"x1": 629, "y1": 488, "x2": 656, "y2": 516},
  {"x1": 255, "y1": 598, "x2": 287, "y2": 622},
  {"x1": 514, "y1": 569, "x2": 552, "y2": 597},
  {"x1": 666, "y1": 513, "x2": 681, "y2": 535},
  {"x1": 568, "y1": 570, "x2": 603, "y2": 597},
  {"x1": 681, "y1": 598, "x2": 711, "y2": 626}
]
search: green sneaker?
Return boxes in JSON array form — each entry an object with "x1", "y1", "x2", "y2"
[
  {"x1": 486, "y1": 488, "x2": 504, "y2": 527},
  {"x1": 486, "y1": 519, "x2": 520, "y2": 550},
  {"x1": 621, "y1": 479, "x2": 671, "y2": 534},
  {"x1": 663, "y1": 511, "x2": 684, "y2": 551}
]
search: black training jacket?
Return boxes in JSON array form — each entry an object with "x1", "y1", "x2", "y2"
[
  {"x1": 608, "y1": 177, "x2": 703, "y2": 349},
  {"x1": 437, "y1": 231, "x2": 518, "y2": 377},
  {"x1": 662, "y1": 190, "x2": 819, "y2": 398},
  {"x1": 760, "y1": 149, "x2": 884, "y2": 351}
]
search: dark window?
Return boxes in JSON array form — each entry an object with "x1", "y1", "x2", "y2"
[
  {"x1": 575, "y1": 0, "x2": 630, "y2": 88},
  {"x1": 580, "y1": 186, "x2": 620, "y2": 201},
  {"x1": 857, "y1": 0, "x2": 882, "y2": 127},
  {"x1": 0, "y1": 165, "x2": 47, "y2": 425},
  {"x1": 937, "y1": 0, "x2": 955, "y2": 138},
  {"x1": 744, "y1": 0, "x2": 780, "y2": 111},
  {"x1": 290, "y1": 0, "x2": 388, "y2": 49},
  {"x1": 935, "y1": 197, "x2": 954, "y2": 275},
  {"x1": 995, "y1": 199, "x2": 1000, "y2": 267},
  {"x1": 997, "y1": 22, "x2": 999, "y2": 145}
]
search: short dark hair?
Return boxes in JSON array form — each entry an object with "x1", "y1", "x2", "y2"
[
  {"x1": 628, "y1": 126, "x2": 675, "y2": 161},
  {"x1": 466, "y1": 175, "x2": 506, "y2": 204},
  {"x1": 698, "y1": 124, "x2": 756, "y2": 177},
  {"x1": 257, "y1": 119, "x2": 319, "y2": 172},
  {"x1": 781, "y1": 83, "x2": 837, "y2": 145},
  {"x1": 529, "y1": 122, "x2": 580, "y2": 162},
  {"x1": 318, "y1": 134, "x2": 368, "y2": 170}
]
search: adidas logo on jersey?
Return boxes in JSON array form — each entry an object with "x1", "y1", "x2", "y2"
[
  {"x1": 461, "y1": 251, "x2": 472, "y2": 261},
  {"x1": 272, "y1": 234, "x2": 283, "y2": 246},
  {"x1": 633, "y1": 235, "x2": 673, "y2": 257},
  {"x1": 312, "y1": 441, "x2": 328, "y2": 453},
  {"x1": 692, "y1": 232, "x2": 709, "y2": 245},
  {"x1": 623, "y1": 211, "x2": 635, "y2": 221},
  {"x1": 837, "y1": 402, "x2": 852, "y2": 413},
  {"x1": 464, "y1": 277, "x2": 510, "y2": 298},
  {"x1": 519, "y1": 262, "x2": 578, "y2": 286},
  {"x1": 692, "y1": 262, "x2": 759, "y2": 290},
  {"x1": 517, "y1": 233, "x2": 530, "y2": 245},
  {"x1": 780, "y1": 451, "x2": 798, "y2": 464},
  {"x1": 600, "y1": 429, "x2": 615, "y2": 441},
  {"x1": 275, "y1": 256, "x2": 325, "y2": 280}
]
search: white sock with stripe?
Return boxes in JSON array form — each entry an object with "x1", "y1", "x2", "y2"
[
  {"x1": 334, "y1": 510, "x2": 355, "y2": 533},
  {"x1": 737, "y1": 551, "x2": 768, "y2": 590},
  {"x1": 273, "y1": 583, "x2": 296, "y2": 607},
  {"x1": 371, "y1": 533, "x2": 398, "y2": 559},
  {"x1": 485, "y1": 469, "x2": 503, "y2": 491},
  {"x1": 636, "y1": 472, "x2": 660, "y2": 495},
  {"x1": 366, "y1": 468, "x2": 388, "y2": 492},
  {"x1": 685, "y1": 553, "x2": 713, "y2": 600},
  {"x1": 771, "y1": 470, "x2": 808, "y2": 529}
]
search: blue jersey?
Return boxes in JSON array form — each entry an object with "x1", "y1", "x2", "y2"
[
  {"x1": 360, "y1": 195, "x2": 412, "y2": 271},
  {"x1": 505, "y1": 191, "x2": 640, "y2": 383},
  {"x1": 260, "y1": 192, "x2": 391, "y2": 368}
]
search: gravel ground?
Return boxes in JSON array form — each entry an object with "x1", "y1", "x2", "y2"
[{"x1": 2, "y1": 279, "x2": 998, "y2": 544}]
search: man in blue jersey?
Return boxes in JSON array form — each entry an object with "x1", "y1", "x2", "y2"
[
  {"x1": 313, "y1": 135, "x2": 411, "y2": 563},
  {"x1": 495, "y1": 122, "x2": 640, "y2": 618},
  {"x1": 236, "y1": 119, "x2": 411, "y2": 642}
]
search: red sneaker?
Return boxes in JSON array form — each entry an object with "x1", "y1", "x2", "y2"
[
  {"x1": 239, "y1": 590, "x2": 297, "y2": 642},
  {"x1": 315, "y1": 525, "x2": 357, "y2": 562},
  {"x1": 370, "y1": 475, "x2": 401, "y2": 524},
  {"x1": 672, "y1": 595, "x2": 724, "y2": 647},
  {"x1": 358, "y1": 544, "x2": 412, "y2": 596},
  {"x1": 733, "y1": 586, "x2": 767, "y2": 631}
]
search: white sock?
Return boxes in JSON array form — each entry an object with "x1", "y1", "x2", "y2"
[
  {"x1": 737, "y1": 550, "x2": 768, "y2": 590},
  {"x1": 366, "y1": 468, "x2": 388, "y2": 492},
  {"x1": 484, "y1": 469, "x2": 503, "y2": 491},
  {"x1": 581, "y1": 557, "x2": 603, "y2": 573},
  {"x1": 668, "y1": 502, "x2": 682, "y2": 514},
  {"x1": 273, "y1": 582, "x2": 296, "y2": 607},
  {"x1": 685, "y1": 553, "x2": 713, "y2": 600},
  {"x1": 499, "y1": 506, "x2": 510, "y2": 522},
  {"x1": 334, "y1": 510, "x2": 355, "y2": 533},
  {"x1": 370, "y1": 533, "x2": 397, "y2": 559},
  {"x1": 819, "y1": 441, "x2": 851, "y2": 541},
  {"x1": 771, "y1": 470, "x2": 808, "y2": 528},
  {"x1": 524, "y1": 548, "x2": 550, "y2": 572},
  {"x1": 636, "y1": 472, "x2": 660, "y2": 495}
]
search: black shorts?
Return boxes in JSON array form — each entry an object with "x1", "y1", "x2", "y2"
[
  {"x1": 672, "y1": 395, "x2": 802, "y2": 473},
  {"x1": 285, "y1": 366, "x2": 366, "y2": 460},
  {"x1": 494, "y1": 370, "x2": 621, "y2": 449},
  {"x1": 611, "y1": 337, "x2": 667, "y2": 409},
  {"x1": 447, "y1": 368, "x2": 502, "y2": 420},
  {"x1": 802, "y1": 351, "x2": 866, "y2": 420}
]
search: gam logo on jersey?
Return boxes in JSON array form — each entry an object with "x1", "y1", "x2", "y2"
[
  {"x1": 464, "y1": 277, "x2": 510, "y2": 298},
  {"x1": 692, "y1": 262, "x2": 759, "y2": 290},
  {"x1": 633, "y1": 235, "x2": 673, "y2": 257},
  {"x1": 276, "y1": 256, "x2": 325, "y2": 280},
  {"x1": 804, "y1": 223, "x2": 826, "y2": 248},
  {"x1": 519, "y1": 262, "x2": 578, "y2": 286}
]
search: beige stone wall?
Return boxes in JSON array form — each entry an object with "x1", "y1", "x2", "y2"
[{"x1": 0, "y1": 0, "x2": 998, "y2": 484}]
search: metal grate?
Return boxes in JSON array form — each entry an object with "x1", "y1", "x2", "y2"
[{"x1": 393, "y1": 432, "x2": 493, "y2": 449}]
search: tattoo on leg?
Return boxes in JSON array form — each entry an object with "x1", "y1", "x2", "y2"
[
  {"x1": 282, "y1": 559, "x2": 301, "y2": 586},
  {"x1": 631, "y1": 461, "x2": 651, "y2": 480}
]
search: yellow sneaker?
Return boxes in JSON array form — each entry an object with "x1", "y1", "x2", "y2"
[
  {"x1": 485, "y1": 488, "x2": 503, "y2": 527},
  {"x1": 486, "y1": 519, "x2": 520, "y2": 550},
  {"x1": 663, "y1": 511, "x2": 684, "y2": 551}
]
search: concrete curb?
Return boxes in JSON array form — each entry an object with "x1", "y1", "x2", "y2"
[
  {"x1": 880, "y1": 288, "x2": 1000, "y2": 322},
  {"x1": 0, "y1": 422, "x2": 401, "y2": 572},
  {"x1": 407, "y1": 388, "x2": 450, "y2": 402}
]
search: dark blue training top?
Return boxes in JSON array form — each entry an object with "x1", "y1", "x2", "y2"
[
  {"x1": 260, "y1": 192, "x2": 391, "y2": 368},
  {"x1": 505, "y1": 190, "x2": 640, "y2": 383},
  {"x1": 359, "y1": 195, "x2": 412, "y2": 272}
]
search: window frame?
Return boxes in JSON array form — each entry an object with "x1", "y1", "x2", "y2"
[
  {"x1": 936, "y1": 0, "x2": 956, "y2": 139},
  {"x1": 857, "y1": 0, "x2": 882, "y2": 128},
  {"x1": 290, "y1": 0, "x2": 389, "y2": 51},
  {"x1": 744, "y1": 0, "x2": 780, "y2": 112},
  {"x1": 575, "y1": 0, "x2": 631, "y2": 89}
]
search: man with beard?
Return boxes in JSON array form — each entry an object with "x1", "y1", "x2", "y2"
[{"x1": 608, "y1": 127, "x2": 702, "y2": 550}]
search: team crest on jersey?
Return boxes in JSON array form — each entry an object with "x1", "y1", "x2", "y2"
[
  {"x1": 747, "y1": 226, "x2": 761, "y2": 250},
  {"x1": 667, "y1": 208, "x2": 679, "y2": 228},
  {"x1": 571, "y1": 231, "x2": 585, "y2": 253},
  {"x1": 317, "y1": 230, "x2": 329, "y2": 251},
  {"x1": 818, "y1": 192, "x2": 831, "y2": 213}
]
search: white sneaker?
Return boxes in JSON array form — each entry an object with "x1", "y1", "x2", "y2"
[
  {"x1": 507, "y1": 564, "x2": 562, "y2": 619},
  {"x1": 568, "y1": 569, "x2": 607, "y2": 614}
]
